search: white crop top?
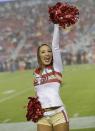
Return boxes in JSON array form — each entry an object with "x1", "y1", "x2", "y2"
[{"x1": 33, "y1": 24, "x2": 63, "y2": 108}]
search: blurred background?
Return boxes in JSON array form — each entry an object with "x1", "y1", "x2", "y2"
[
  {"x1": 0, "y1": 0, "x2": 95, "y2": 72},
  {"x1": 0, "y1": 0, "x2": 95, "y2": 131}
]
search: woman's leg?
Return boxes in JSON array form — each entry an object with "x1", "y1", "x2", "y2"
[
  {"x1": 53, "y1": 122, "x2": 69, "y2": 131},
  {"x1": 37, "y1": 124, "x2": 53, "y2": 131},
  {"x1": 51, "y1": 110, "x2": 69, "y2": 131}
]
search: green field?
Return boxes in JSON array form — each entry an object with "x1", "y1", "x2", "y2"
[{"x1": 0, "y1": 64, "x2": 95, "y2": 130}]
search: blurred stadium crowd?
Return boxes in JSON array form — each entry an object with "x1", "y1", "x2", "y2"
[{"x1": 0, "y1": 0, "x2": 95, "y2": 72}]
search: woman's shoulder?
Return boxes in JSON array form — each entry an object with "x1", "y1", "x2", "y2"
[{"x1": 33, "y1": 67, "x2": 41, "y2": 78}]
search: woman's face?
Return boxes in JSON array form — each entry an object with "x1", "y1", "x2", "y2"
[{"x1": 39, "y1": 45, "x2": 53, "y2": 67}]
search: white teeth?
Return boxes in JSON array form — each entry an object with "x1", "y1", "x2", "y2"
[
  {"x1": 44, "y1": 57, "x2": 51, "y2": 62},
  {"x1": 44, "y1": 58, "x2": 50, "y2": 60},
  {"x1": 45, "y1": 59, "x2": 49, "y2": 62}
]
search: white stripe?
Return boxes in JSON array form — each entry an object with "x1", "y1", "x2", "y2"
[
  {"x1": 0, "y1": 88, "x2": 31, "y2": 103},
  {"x1": 2, "y1": 119, "x2": 11, "y2": 123},
  {"x1": 2, "y1": 90, "x2": 16, "y2": 95},
  {"x1": 70, "y1": 116, "x2": 95, "y2": 129},
  {"x1": 0, "y1": 116, "x2": 95, "y2": 130}
]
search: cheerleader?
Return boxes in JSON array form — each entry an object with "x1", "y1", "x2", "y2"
[
  {"x1": 33, "y1": 24, "x2": 69, "y2": 131},
  {"x1": 26, "y1": 3, "x2": 79, "y2": 131}
]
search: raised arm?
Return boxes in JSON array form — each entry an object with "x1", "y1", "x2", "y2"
[{"x1": 52, "y1": 24, "x2": 63, "y2": 73}]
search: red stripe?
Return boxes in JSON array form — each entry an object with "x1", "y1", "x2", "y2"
[
  {"x1": 42, "y1": 72, "x2": 54, "y2": 77},
  {"x1": 34, "y1": 68, "x2": 40, "y2": 74},
  {"x1": 34, "y1": 78, "x2": 61, "y2": 86},
  {"x1": 39, "y1": 71, "x2": 62, "y2": 78},
  {"x1": 46, "y1": 79, "x2": 61, "y2": 84},
  {"x1": 34, "y1": 66, "x2": 52, "y2": 75},
  {"x1": 34, "y1": 67, "x2": 62, "y2": 77},
  {"x1": 61, "y1": 110, "x2": 68, "y2": 123}
]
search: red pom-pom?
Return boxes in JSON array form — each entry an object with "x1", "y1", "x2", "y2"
[
  {"x1": 26, "y1": 97, "x2": 44, "y2": 122},
  {"x1": 48, "y1": 2, "x2": 79, "y2": 28}
]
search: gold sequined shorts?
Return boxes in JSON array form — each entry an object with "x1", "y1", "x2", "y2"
[{"x1": 37, "y1": 107, "x2": 69, "y2": 126}]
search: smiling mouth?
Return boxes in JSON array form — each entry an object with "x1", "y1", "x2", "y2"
[{"x1": 44, "y1": 57, "x2": 51, "y2": 62}]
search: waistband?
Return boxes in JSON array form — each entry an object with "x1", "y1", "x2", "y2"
[
  {"x1": 43, "y1": 106, "x2": 61, "y2": 112},
  {"x1": 44, "y1": 106, "x2": 65, "y2": 116}
]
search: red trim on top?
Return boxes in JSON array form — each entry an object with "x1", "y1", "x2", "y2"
[
  {"x1": 35, "y1": 71, "x2": 62, "y2": 78},
  {"x1": 34, "y1": 68, "x2": 40, "y2": 74},
  {"x1": 46, "y1": 79, "x2": 61, "y2": 84},
  {"x1": 41, "y1": 72, "x2": 54, "y2": 77},
  {"x1": 46, "y1": 65, "x2": 52, "y2": 69},
  {"x1": 34, "y1": 67, "x2": 62, "y2": 78},
  {"x1": 34, "y1": 78, "x2": 61, "y2": 86}
]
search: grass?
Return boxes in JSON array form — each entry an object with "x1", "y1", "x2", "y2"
[
  {"x1": 61, "y1": 64, "x2": 95, "y2": 117},
  {"x1": 0, "y1": 64, "x2": 95, "y2": 123}
]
